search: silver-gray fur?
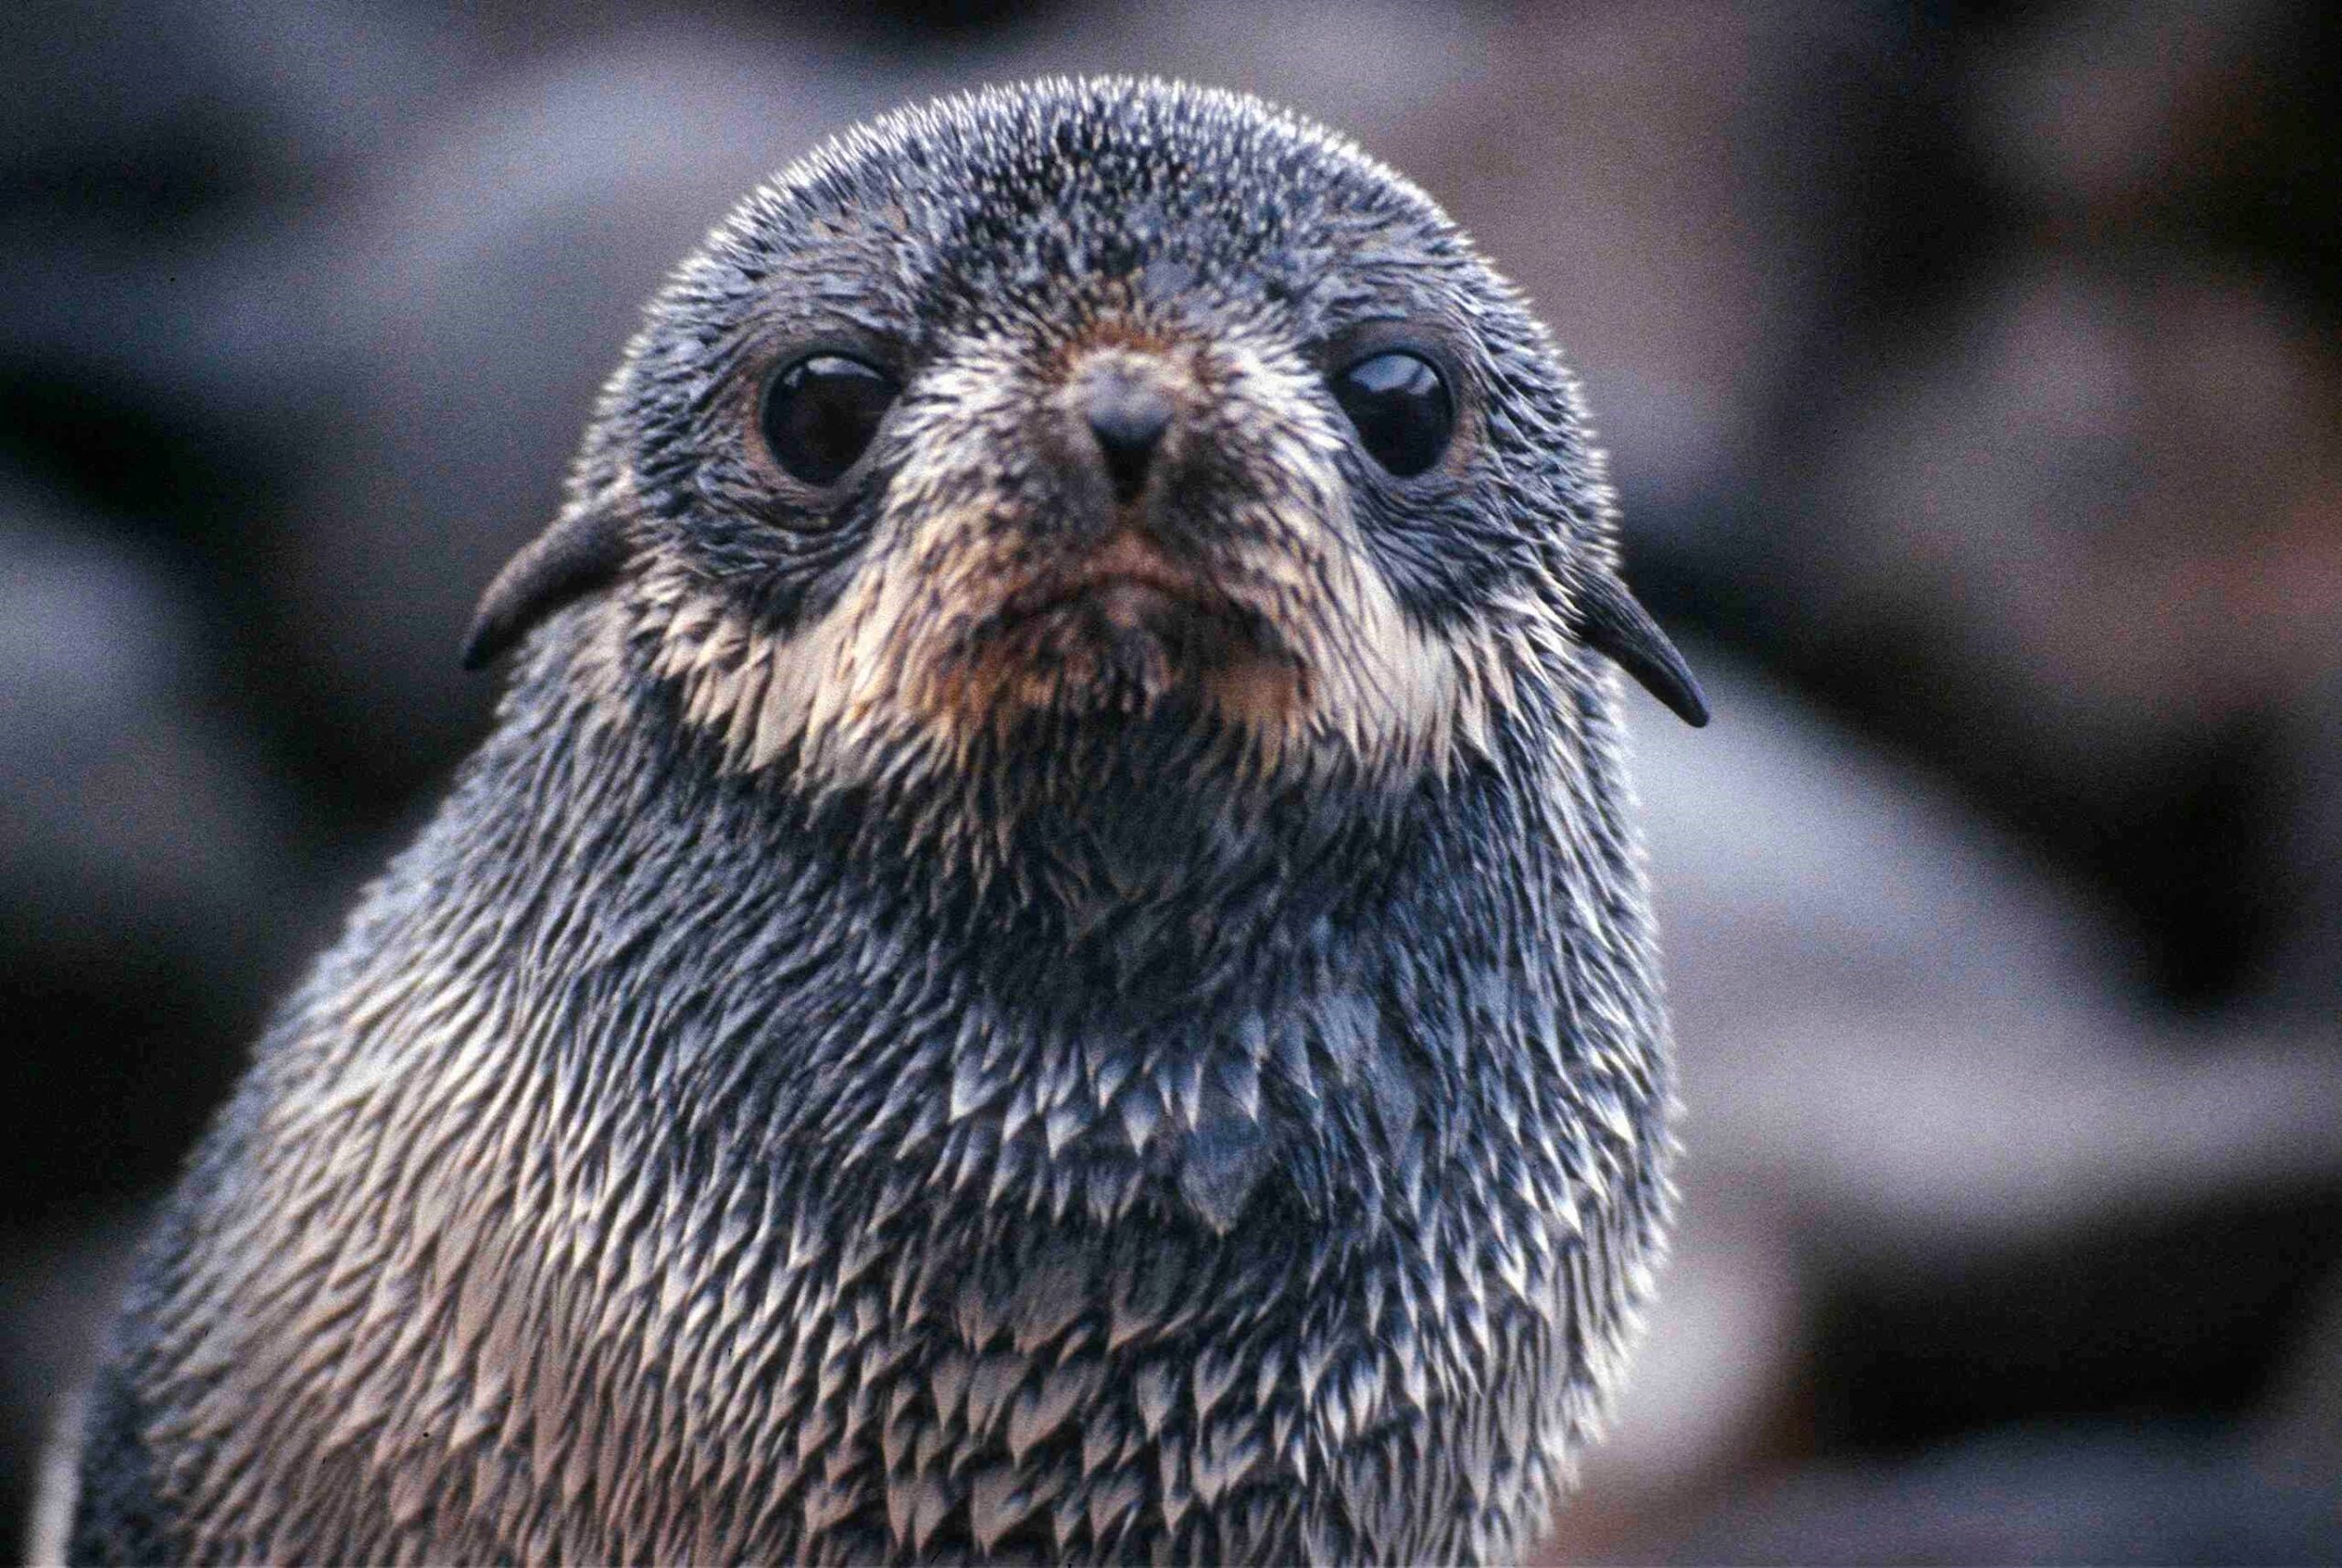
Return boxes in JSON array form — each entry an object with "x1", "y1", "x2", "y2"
[{"x1": 60, "y1": 78, "x2": 1692, "y2": 1565}]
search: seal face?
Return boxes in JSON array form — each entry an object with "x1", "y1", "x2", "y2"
[
  {"x1": 60, "y1": 78, "x2": 1699, "y2": 1567},
  {"x1": 596, "y1": 78, "x2": 1703, "y2": 818}
]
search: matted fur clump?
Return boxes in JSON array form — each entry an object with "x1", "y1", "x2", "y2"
[{"x1": 55, "y1": 77, "x2": 1702, "y2": 1565}]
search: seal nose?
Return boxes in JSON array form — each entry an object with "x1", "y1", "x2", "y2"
[{"x1": 1084, "y1": 374, "x2": 1175, "y2": 502}]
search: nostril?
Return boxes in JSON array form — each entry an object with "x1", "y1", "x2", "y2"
[{"x1": 1085, "y1": 381, "x2": 1175, "y2": 501}]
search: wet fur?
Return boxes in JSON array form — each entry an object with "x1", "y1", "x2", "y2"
[{"x1": 63, "y1": 79, "x2": 1680, "y2": 1564}]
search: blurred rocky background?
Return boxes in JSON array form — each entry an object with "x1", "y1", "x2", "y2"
[{"x1": 3, "y1": 0, "x2": 2338, "y2": 1560}]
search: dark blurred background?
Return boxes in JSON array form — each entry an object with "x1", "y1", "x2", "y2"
[{"x1": 4, "y1": 0, "x2": 2339, "y2": 1560}]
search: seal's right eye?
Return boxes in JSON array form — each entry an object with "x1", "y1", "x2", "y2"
[{"x1": 761, "y1": 354, "x2": 897, "y2": 487}]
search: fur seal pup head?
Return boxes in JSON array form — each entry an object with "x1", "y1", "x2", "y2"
[{"x1": 466, "y1": 80, "x2": 1703, "y2": 825}]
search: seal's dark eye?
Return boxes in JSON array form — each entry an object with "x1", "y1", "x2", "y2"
[
  {"x1": 761, "y1": 354, "x2": 897, "y2": 486},
  {"x1": 1330, "y1": 350, "x2": 1453, "y2": 478}
]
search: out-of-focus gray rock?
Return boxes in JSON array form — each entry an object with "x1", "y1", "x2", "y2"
[
  {"x1": 2253, "y1": 1262, "x2": 2342, "y2": 1478},
  {"x1": 2262, "y1": 669, "x2": 2342, "y2": 1015},
  {"x1": 1, "y1": 493, "x2": 291, "y2": 984},
  {"x1": 0, "y1": 484, "x2": 308, "y2": 1208},
  {"x1": 1656, "y1": 1422, "x2": 2342, "y2": 1565},
  {"x1": 0, "y1": 0, "x2": 464, "y2": 186},
  {"x1": 1978, "y1": 0, "x2": 2314, "y2": 222},
  {"x1": 974, "y1": 0, "x2": 1494, "y2": 140},
  {"x1": 1632, "y1": 660, "x2": 2342, "y2": 1265},
  {"x1": 1783, "y1": 251, "x2": 2342, "y2": 804},
  {"x1": 0, "y1": 0, "x2": 477, "y2": 402}
]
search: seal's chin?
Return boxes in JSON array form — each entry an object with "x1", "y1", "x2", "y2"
[
  {"x1": 964, "y1": 536, "x2": 1288, "y2": 720},
  {"x1": 1029, "y1": 575, "x2": 1194, "y2": 636}
]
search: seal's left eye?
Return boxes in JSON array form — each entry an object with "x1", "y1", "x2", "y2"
[
  {"x1": 1331, "y1": 350, "x2": 1453, "y2": 478},
  {"x1": 761, "y1": 354, "x2": 898, "y2": 486}
]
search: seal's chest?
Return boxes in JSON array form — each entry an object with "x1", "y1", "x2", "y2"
[{"x1": 418, "y1": 1131, "x2": 1571, "y2": 1564}]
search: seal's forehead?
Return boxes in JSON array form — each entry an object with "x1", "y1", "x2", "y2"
[
  {"x1": 916, "y1": 81, "x2": 1432, "y2": 231},
  {"x1": 708, "y1": 80, "x2": 1461, "y2": 335}
]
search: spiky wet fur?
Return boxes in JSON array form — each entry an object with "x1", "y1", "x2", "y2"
[{"x1": 64, "y1": 79, "x2": 1677, "y2": 1565}]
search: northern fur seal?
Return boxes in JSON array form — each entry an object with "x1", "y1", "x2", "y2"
[{"x1": 59, "y1": 77, "x2": 1704, "y2": 1565}]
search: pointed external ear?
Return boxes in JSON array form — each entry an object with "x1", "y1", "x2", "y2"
[
  {"x1": 1575, "y1": 571, "x2": 1710, "y2": 727},
  {"x1": 459, "y1": 503, "x2": 630, "y2": 671}
]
